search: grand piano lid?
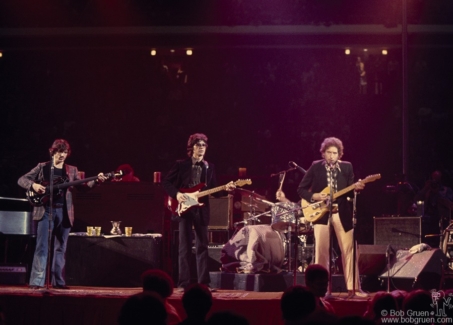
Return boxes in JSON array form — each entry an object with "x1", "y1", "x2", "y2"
[{"x1": 0, "y1": 196, "x2": 35, "y2": 235}]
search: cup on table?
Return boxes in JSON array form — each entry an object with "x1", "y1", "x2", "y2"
[
  {"x1": 125, "y1": 227, "x2": 133, "y2": 237},
  {"x1": 94, "y1": 226, "x2": 101, "y2": 236},
  {"x1": 87, "y1": 226, "x2": 94, "y2": 236}
]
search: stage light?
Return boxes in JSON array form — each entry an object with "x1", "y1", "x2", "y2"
[
  {"x1": 345, "y1": 49, "x2": 351, "y2": 55},
  {"x1": 170, "y1": 49, "x2": 175, "y2": 53},
  {"x1": 186, "y1": 49, "x2": 193, "y2": 56},
  {"x1": 0, "y1": 51, "x2": 3, "y2": 58},
  {"x1": 150, "y1": 50, "x2": 157, "y2": 56},
  {"x1": 363, "y1": 48, "x2": 368, "y2": 52},
  {"x1": 382, "y1": 49, "x2": 388, "y2": 55}
]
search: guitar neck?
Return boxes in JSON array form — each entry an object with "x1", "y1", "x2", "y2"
[
  {"x1": 332, "y1": 183, "x2": 356, "y2": 199},
  {"x1": 52, "y1": 175, "x2": 98, "y2": 191},
  {"x1": 196, "y1": 184, "x2": 227, "y2": 198}
]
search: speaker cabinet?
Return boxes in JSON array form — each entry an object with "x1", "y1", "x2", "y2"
[
  {"x1": 0, "y1": 264, "x2": 27, "y2": 285},
  {"x1": 358, "y1": 245, "x2": 388, "y2": 276},
  {"x1": 374, "y1": 216, "x2": 421, "y2": 249},
  {"x1": 379, "y1": 248, "x2": 447, "y2": 291},
  {"x1": 209, "y1": 195, "x2": 233, "y2": 230}
]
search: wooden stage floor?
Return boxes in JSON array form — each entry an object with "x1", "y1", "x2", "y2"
[{"x1": 0, "y1": 285, "x2": 371, "y2": 325}]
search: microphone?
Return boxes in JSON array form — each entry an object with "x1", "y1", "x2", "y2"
[
  {"x1": 255, "y1": 197, "x2": 275, "y2": 207},
  {"x1": 289, "y1": 161, "x2": 307, "y2": 174}
]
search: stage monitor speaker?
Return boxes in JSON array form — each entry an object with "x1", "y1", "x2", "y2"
[
  {"x1": 0, "y1": 264, "x2": 27, "y2": 285},
  {"x1": 374, "y1": 216, "x2": 421, "y2": 250},
  {"x1": 358, "y1": 245, "x2": 389, "y2": 276},
  {"x1": 209, "y1": 195, "x2": 233, "y2": 230},
  {"x1": 379, "y1": 248, "x2": 447, "y2": 291}
]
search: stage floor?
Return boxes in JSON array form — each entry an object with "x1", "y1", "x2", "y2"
[{"x1": 0, "y1": 285, "x2": 371, "y2": 325}]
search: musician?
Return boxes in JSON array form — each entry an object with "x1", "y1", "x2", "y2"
[
  {"x1": 162, "y1": 133, "x2": 234, "y2": 289},
  {"x1": 297, "y1": 137, "x2": 366, "y2": 297},
  {"x1": 17, "y1": 139, "x2": 107, "y2": 289}
]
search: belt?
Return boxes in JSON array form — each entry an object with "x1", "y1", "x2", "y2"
[{"x1": 52, "y1": 203, "x2": 64, "y2": 208}]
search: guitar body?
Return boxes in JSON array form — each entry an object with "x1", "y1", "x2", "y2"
[
  {"x1": 26, "y1": 177, "x2": 68, "y2": 207},
  {"x1": 167, "y1": 183, "x2": 206, "y2": 216},
  {"x1": 301, "y1": 192, "x2": 330, "y2": 223}
]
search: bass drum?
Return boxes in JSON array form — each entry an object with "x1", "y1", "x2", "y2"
[{"x1": 271, "y1": 202, "x2": 298, "y2": 232}]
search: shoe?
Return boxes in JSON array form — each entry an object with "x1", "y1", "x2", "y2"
[
  {"x1": 29, "y1": 285, "x2": 43, "y2": 290},
  {"x1": 175, "y1": 287, "x2": 185, "y2": 293},
  {"x1": 53, "y1": 285, "x2": 70, "y2": 290},
  {"x1": 207, "y1": 286, "x2": 217, "y2": 292},
  {"x1": 348, "y1": 290, "x2": 369, "y2": 298}
]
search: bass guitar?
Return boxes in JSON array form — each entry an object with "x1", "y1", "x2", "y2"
[
  {"x1": 26, "y1": 170, "x2": 123, "y2": 207},
  {"x1": 301, "y1": 174, "x2": 381, "y2": 223},
  {"x1": 167, "y1": 179, "x2": 252, "y2": 216}
]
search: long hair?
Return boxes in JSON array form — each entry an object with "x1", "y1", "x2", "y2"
[
  {"x1": 319, "y1": 137, "x2": 344, "y2": 159},
  {"x1": 186, "y1": 133, "x2": 208, "y2": 157},
  {"x1": 49, "y1": 139, "x2": 71, "y2": 157}
]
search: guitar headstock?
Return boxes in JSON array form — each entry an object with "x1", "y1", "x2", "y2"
[
  {"x1": 363, "y1": 174, "x2": 381, "y2": 183},
  {"x1": 106, "y1": 170, "x2": 124, "y2": 180},
  {"x1": 234, "y1": 179, "x2": 252, "y2": 187}
]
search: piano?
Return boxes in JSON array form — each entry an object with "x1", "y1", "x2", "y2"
[{"x1": 0, "y1": 196, "x2": 35, "y2": 235}]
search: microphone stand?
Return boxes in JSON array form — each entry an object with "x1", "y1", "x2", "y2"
[
  {"x1": 351, "y1": 190, "x2": 358, "y2": 296},
  {"x1": 326, "y1": 168, "x2": 335, "y2": 298},
  {"x1": 46, "y1": 153, "x2": 55, "y2": 290},
  {"x1": 386, "y1": 244, "x2": 391, "y2": 293}
]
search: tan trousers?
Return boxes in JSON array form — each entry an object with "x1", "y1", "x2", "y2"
[{"x1": 313, "y1": 213, "x2": 360, "y2": 291}]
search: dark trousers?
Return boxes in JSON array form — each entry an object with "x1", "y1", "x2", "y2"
[{"x1": 178, "y1": 209, "x2": 210, "y2": 288}]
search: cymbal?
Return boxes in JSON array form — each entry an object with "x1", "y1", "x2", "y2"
[
  {"x1": 242, "y1": 202, "x2": 259, "y2": 209},
  {"x1": 236, "y1": 188, "x2": 265, "y2": 199}
]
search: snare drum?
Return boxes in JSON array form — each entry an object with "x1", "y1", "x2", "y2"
[{"x1": 271, "y1": 202, "x2": 298, "y2": 232}]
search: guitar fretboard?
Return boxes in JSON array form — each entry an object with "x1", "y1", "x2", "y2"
[{"x1": 196, "y1": 185, "x2": 228, "y2": 198}]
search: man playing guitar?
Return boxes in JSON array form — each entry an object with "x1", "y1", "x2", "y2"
[{"x1": 162, "y1": 133, "x2": 235, "y2": 290}]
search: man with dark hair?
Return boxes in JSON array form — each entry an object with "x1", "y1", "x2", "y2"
[
  {"x1": 280, "y1": 285, "x2": 316, "y2": 324},
  {"x1": 163, "y1": 133, "x2": 234, "y2": 289},
  {"x1": 180, "y1": 283, "x2": 213, "y2": 325},
  {"x1": 118, "y1": 292, "x2": 167, "y2": 325},
  {"x1": 305, "y1": 264, "x2": 335, "y2": 313},
  {"x1": 141, "y1": 269, "x2": 181, "y2": 325},
  {"x1": 298, "y1": 137, "x2": 367, "y2": 297},
  {"x1": 18, "y1": 139, "x2": 107, "y2": 289}
]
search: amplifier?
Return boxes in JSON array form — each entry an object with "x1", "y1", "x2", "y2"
[
  {"x1": 0, "y1": 264, "x2": 27, "y2": 285},
  {"x1": 374, "y1": 216, "x2": 421, "y2": 250},
  {"x1": 209, "y1": 195, "x2": 233, "y2": 230}
]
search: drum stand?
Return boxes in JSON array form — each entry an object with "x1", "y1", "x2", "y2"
[{"x1": 274, "y1": 206, "x2": 302, "y2": 285}]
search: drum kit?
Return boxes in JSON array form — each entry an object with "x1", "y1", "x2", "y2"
[{"x1": 234, "y1": 188, "x2": 314, "y2": 272}]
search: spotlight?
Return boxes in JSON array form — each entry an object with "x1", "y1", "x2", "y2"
[
  {"x1": 345, "y1": 49, "x2": 351, "y2": 55},
  {"x1": 186, "y1": 49, "x2": 193, "y2": 56},
  {"x1": 382, "y1": 49, "x2": 388, "y2": 55},
  {"x1": 150, "y1": 50, "x2": 157, "y2": 56}
]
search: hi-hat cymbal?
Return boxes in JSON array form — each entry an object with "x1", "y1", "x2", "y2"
[{"x1": 235, "y1": 188, "x2": 265, "y2": 199}]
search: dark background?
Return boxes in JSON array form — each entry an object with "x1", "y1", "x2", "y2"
[{"x1": 1, "y1": 0, "x2": 453, "y2": 245}]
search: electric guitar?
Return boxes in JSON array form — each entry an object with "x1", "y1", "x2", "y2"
[
  {"x1": 301, "y1": 174, "x2": 381, "y2": 223},
  {"x1": 167, "y1": 179, "x2": 252, "y2": 216},
  {"x1": 26, "y1": 170, "x2": 123, "y2": 207}
]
